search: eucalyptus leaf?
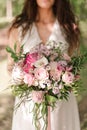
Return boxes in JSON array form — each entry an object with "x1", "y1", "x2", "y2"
[{"x1": 6, "y1": 46, "x2": 14, "y2": 53}]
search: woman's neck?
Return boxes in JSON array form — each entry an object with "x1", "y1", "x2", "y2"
[{"x1": 36, "y1": 7, "x2": 56, "y2": 24}]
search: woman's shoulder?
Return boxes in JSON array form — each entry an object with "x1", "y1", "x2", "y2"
[
  {"x1": 8, "y1": 26, "x2": 22, "y2": 54},
  {"x1": 9, "y1": 27, "x2": 19, "y2": 40},
  {"x1": 9, "y1": 24, "x2": 24, "y2": 44}
]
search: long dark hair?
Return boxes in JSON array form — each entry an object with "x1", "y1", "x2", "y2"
[{"x1": 10, "y1": 0, "x2": 80, "y2": 54}]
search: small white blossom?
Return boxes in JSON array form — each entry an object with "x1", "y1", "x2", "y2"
[{"x1": 39, "y1": 80, "x2": 46, "y2": 88}]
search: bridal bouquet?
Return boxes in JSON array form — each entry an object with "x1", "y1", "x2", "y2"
[{"x1": 6, "y1": 42, "x2": 87, "y2": 130}]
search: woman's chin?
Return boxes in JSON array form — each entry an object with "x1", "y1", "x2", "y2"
[
  {"x1": 38, "y1": 2, "x2": 54, "y2": 9},
  {"x1": 38, "y1": 4, "x2": 52, "y2": 9}
]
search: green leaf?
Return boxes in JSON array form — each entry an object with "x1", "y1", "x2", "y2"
[
  {"x1": 41, "y1": 102, "x2": 47, "y2": 116},
  {"x1": 46, "y1": 94, "x2": 57, "y2": 104},
  {"x1": 6, "y1": 46, "x2": 14, "y2": 53}
]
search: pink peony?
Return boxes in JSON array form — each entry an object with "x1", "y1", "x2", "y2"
[
  {"x1": 24, "y1": 73, "x2": 34, "y2": 86},
  {"x1": 62, "y1": 71, "x2": 74, "y2": 85},
  {"x1": 34, "y1": 67, "x2": 49, "y2": 80},
  {"x1": 23, "y1": 64, "x2": 34, "y2": 73},
  {"x1": 50, "y1": 70, "x2": 62, "y2": 81},
  {"x1": 50, "y1": 62, "x2": 62, "y2": 81},
  {"x1": 32, "y1": 91, "x2": 44, "y2": 104},
  {"x1": 24, "y1": 52, "x2": 39, "y2": 64},
  {"x1": 23, "y1": 52, "x2": 40, "y2": 73}
]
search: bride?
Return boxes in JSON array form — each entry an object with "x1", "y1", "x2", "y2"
[{"x1": 7, "y1": 0, "x2": 81, "y2": 130}]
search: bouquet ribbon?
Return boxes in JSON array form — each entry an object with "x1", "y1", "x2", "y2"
[{"x1": 47, "y1": 107, "x2": 51, "y2": 130}]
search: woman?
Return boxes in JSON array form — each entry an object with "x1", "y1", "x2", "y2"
[{"x1": 8, "y1": 0, "x2": 81, "y2": 130}]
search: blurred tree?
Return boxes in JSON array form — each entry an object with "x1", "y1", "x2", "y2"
[
  {"x1": 12, "y1": 0, "x2": 23, "y2": 16},
  {"x1": 70, "y1": 0, "x2": 87, "y2": 21},
  {"x1": 0, "y1": 0, "x2": 23, "y2": 17},
  {"x1": 0, "y1": 1, "x2": 6, "y2": 17}
]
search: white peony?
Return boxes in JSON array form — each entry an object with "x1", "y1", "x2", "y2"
[
  {"x1": 34, "y1": 56, "x2": 48, "y2": 68},
  {"x1": 11, "y1": 65, "x2": 24, "y2": 85}
]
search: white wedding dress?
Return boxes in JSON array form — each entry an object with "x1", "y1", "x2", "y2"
[{"x1": 12, "y1": 19, "x2": 81, "y2": 130}]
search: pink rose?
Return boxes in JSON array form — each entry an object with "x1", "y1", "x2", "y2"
[
  {"x1": 34, "y1": 67, "x2": 49, "y2": 80},
  {"x1": 57, "y1": 62, "x2": 66, "y2": 72},
  {"x1": 52, "y1": 87, "x2": 59, "y2": 94},
  {"x1": 32, "y1": 91, "x2": 44, "y2": 104},
  {"x1": 24, "y1": 73, "x2": 34, "y2": 86},
  {"x1": 62, "y1": 72, "x2": 74, "y2": 85},
  {"x1": 50, "y1": 70, "x2": 62, "y2": 81}
]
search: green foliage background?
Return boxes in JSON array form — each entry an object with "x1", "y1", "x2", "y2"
[{"x1": 0, "y1": 0, "x2": 23, "y2": 17}]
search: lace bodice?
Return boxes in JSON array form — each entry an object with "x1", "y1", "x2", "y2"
[{"x1": 18, "y1": 19, "x2": 69, "y2": 54}]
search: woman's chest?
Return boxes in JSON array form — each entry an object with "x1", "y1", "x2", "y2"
[
  {"x1": 21, "y1": 22, "x2": 69, "y2": 54},
  {"x1": 35, "y1": 22, "x2": 55, "y2": 44}
]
